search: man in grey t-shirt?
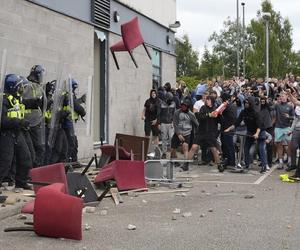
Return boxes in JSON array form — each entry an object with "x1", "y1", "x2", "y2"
[{"x1": 274, "y1": 92, "x2": 294, "y2": 169}]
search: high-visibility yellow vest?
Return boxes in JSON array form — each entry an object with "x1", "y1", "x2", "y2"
[
  {"x1": 6, "y1": 95, "x2": 24, "y2": 119},
  {"x1": 63, "y1": 105, "x2": 79, "y2": 121}
]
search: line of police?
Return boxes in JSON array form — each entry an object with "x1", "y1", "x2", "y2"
[{"x1": 0, "y1": 65, "x2": 86, "y2": 189}]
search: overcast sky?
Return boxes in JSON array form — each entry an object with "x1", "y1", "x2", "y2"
[{"x1": 177, "y1": 0, "x2": 300, "y2": 59}]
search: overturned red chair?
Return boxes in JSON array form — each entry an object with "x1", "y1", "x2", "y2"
[
  {"x1": 98, "y1": 144, "x2": 132, "y2": 168},
  {"x1": 5, "y1": 183, "x2": 83, "y2": 241},
  {"x1": 94, "y1": 160, "x2": 146, "y2": 191},
  {"x1": 110, "y1": 16, "x2": 152, "y2": 70},
  {"x1": 21, "y1": 163, "x2": 68, "y2": 214}
]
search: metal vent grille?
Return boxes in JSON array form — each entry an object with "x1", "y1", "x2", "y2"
[{"x1": 92, "y1": 0, "x2": 110, "y2": 28}]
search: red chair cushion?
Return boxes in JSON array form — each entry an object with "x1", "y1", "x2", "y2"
[
  {"x1": 94, "y1": 160, "x2": 146, "y2": 191},
  {"x1": 34, "y1": 183, "x2": 83, "y2": 240},
  {"x1": 121, "y1": 17, "x2": 144, "y2": 51},
  {"x1": 100, "y1": 145, "x2": 131, "y2": 160},
  {"x1": 30, "y1": 163, "x2": 68, "y2": 194}
]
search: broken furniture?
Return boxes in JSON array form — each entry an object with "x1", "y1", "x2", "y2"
[
  {"x1": 5, "y1": 183, "x2": 83, "y2": 241},
  {"x1": 110, "y1": 16, "x2": 151, "y2": 70},
  {"x1": 94, "y1": 160, "x2": 146, "y2": 191}
]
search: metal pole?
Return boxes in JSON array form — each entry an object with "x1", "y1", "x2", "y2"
[
  {"x1": 242, "y1": 2, "x2": 245, "y2": 77},
  {"x1": 236, "y1": 0, "x2": 240, "y2": 77},
  {"x1": 266, "y1": 19, "x2": 269, "y2": 83}
]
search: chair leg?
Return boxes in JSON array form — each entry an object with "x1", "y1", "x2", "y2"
[
  {"x1": 4, "y1": 227, "x2": 34, "y2": 232},
  {"x1": 143, "y1": 43, "x2": 152, "y2": 60},
  {"x1": 111, "y1": 50, "x2": 120, "y2": 70},
  {"x1": 128, "y1": 51, "x2": 138, "y2": 68}
]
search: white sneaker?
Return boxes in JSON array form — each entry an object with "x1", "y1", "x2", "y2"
[{"x1": 266, "y1": 165, "x2": 270, "y2": 171}]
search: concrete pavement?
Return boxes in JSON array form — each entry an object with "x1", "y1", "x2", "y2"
[{"x1": 0, "y1": 163, "x2": 299, "y2": 250}]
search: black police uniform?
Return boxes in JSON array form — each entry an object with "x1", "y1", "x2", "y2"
[{"x1": 0, "y1": 94, "x2": 32, "y2": 188}]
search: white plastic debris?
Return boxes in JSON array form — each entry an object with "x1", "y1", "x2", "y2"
[
  {"x1": 173, "y1": 208, "x2": 181, "y2": 214},
  {"x1": 127, "y1": 224, "x2": 137, "y2": 230},
  {"x1": 182, "y1": 212, "x2": 192, "y2": 218}
]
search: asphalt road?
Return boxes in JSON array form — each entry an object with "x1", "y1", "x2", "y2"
[{"x1": 0, "y1": 164, "x2": 299, "y2": 250}]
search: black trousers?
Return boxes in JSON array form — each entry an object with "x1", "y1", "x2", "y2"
[
  {"x1": 0, "y1": 131, "x2": 32, "y2": 186},
  {"x1": 29, "y1": 124, "x2": 45, "y2": 167},
  {"x1": 64, "y1": 126, "x2": 78, "y2": 162}
]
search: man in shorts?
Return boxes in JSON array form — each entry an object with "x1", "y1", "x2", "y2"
[
  {"x1": 170, "y1": 98, "x2": 198, "y2": 171},
  {"x1": 274, "y1": 92, "x2": 294, "y2": 169}
]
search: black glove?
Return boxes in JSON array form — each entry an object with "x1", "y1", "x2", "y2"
[
  {"x1": 20, "y1": 119, "x2": 30, "y2": 129},
  {"x1": 80, "y1": 94, "x2": 86, "y2": 104}
]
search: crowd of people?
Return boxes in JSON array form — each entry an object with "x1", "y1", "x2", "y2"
[
  {"x1": 0, "y1": 65, "x2": 86, "y2": 189},
  {"x1": 142, "y1": 74, "x2": 300, "y2": 179}
]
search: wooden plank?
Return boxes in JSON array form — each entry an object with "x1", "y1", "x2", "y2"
[
  {"x1": 137, "y1": 189, "x2": 190, "y2": 195},
  {"x1": 110, "y1": 187, "x2": 120, "y2": 205},
  {"x1": 104, "y1": 188, "x2": 148, "y2": 197}
]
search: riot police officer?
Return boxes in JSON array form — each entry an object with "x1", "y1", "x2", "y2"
[
  {"x1": 44, "y1": 80, "x2": 69, "y2": 164},
  {"x1": 22, "y1": 65, "x2": 46, "y2": 167},
  {"x1": 63, "y1": 78, "x2": 86, "y2": 165},
  {"x1": 0, "y1": 74, "x2": 32, "y2": 189}
]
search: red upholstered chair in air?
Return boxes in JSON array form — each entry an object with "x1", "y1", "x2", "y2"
[
  {"x1": 110, "y1": 16, "x2": 152, "y2": 70},
  {"x1": 94, "y1": 160, "x2": 146, "y2": 191},
  {"x1": 5, "y1": 183, "x2": 83, "y2": 241},
  {"x1": 21, "y1": 163, "x2": 68, "y2": 214}
]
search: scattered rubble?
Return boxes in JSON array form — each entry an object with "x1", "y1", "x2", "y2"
[
  {"x1": 215, "y1": 184, "x2": 220, "y2": 187},
  {"x1": 200, "y1": 213, "x2": 206, "y2": 218},
  {"x1": 173, "y1": 208, "x2": 181, "y2": 214},
  {"x1": 100, "y1": 210, "x2": 108, "y2": 216},
  {"x1": 127, "y1": 191, "x2": 138, "y2": 197},
  {"x1": 142, "y1": 199, "x2": 147, "y2": 203},
  {"x1": 182, "y1": 212, "x2": 192, "y2": 218},
  {"x1": 17, "y1": 214, "x2": 27, "y2": 220},
  {"x1": 237, "y1": 213, "x2": 241, "y2": 216},
  {"x1": 172, "y1": 215, "x2": 177, "y2": 220},
  {"x1": 127, "y1": 224, "x2": 136, "y2": 230},
  {"x1": 244, "y1": 194, "x2": 255, "y2": 199},
  {"x1": 175, "y1": 193, "x2": 187, "y2": 197},
  {"x1": 208, "y1": 209, "x2": 214, "y2": 213},
  {"x1": 84, "y1": 224, "x2": 91, "y2": 231},
  {"x1": 83, "y1": 206, "x2": 96, "y2": 214}
]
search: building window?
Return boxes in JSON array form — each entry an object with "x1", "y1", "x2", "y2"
[{"x1": 152, "y1": 49, "x2": 161, "y2": 90}]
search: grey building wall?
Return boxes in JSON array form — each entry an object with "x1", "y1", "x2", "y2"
[
  {"x1": 107, "y1": 33, "x2": 153, "y2": 143},
  {"x1": 0, "y1": 0, "x2": 95, "y2": 159},
  {"x1": 161, "y1": 53, "x2": 177, "y2": 87},
  {"x1": 26, "y1": 0, "x2": 91, "y2": 23}
]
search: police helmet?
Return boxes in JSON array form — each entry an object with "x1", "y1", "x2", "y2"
[
  {"x1": 4, "y1": 74, "x2": 24, "y2": 95},
  {"x1": 46, "y1": 80, "x2": 56, "y2": 96},
  {"x1": 28, "y1": 65, "x2": 45, "y2": 84},
  {"x1": 71, "y1": 78, "x2": 78, "y2": 92}
]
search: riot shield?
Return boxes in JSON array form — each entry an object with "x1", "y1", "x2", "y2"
[
  {"x1": 47, "y1": 67, "x2": 65, "y2": 150},
  {"x1": 0, "y1": 49, "x2": 7, "y2": 131},
  {"x1": 22, "y1": 74, "x2": 45, "y2": 128},
  {"x1": 67, "y1": 74, "x2": 75, "y2": 137},
  {"x1": 85, "y1": 76, "x2": 93, "y2": 136}
]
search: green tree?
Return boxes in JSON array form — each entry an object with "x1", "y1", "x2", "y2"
[
  {"x1": 198, "y1": 47, "x2": 223, "y2": 79},
  {"x1": 246, "y1": 0, "x2": 296, "y2": 78},
  {"x1": 176, "y1": 34, "x2": 199, "y2": 76},
  {"x1": 209, "y1": 18, "x2": 246, "y2": 78}
]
